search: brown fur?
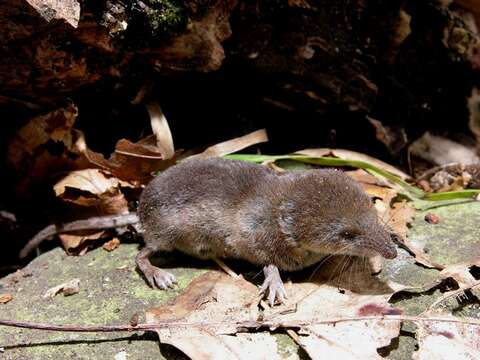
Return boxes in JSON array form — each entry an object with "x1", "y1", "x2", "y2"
[{"x1": 138, "y1": 158, "x2": 397, "y2": 272}]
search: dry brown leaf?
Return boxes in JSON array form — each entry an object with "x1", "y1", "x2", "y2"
[
  {"x1": 59, "y1": 230, "x2": 105, "y2": 254},
  {"x1": 367, "y1": 116, "x2": 408, "y2": 155},
  {"x1": 296, "y1": 148, "x2": 411, "y2": 180},
  {"x1": 53, "y1": 169, "x2": 130, "y2": 213},
  {"x1": 352, "y1": 177, "x2": 442, "y2": 270},
  {"x1": 438, "y1": 258, "x2": 480, "y2": 288},
  {"x1": 0, "y1": 294, "x2": 13, "y2": 304},
  {"x1": 288, "y1": 0, "x2": 313, "y2": 9},
  {"x1": 8, "y1": 104, "x2": 78, "y2": 166},
  {"x1": 187, "y1": 129, "x2": 268, "y2": 160},
  {"x1": 146, "y1": 271, "x2": 278, "y2": 360},
  {"x1": 103, "y1": 238, "x2": 120, "y2": 251},
  {"x1": 76, "y1": 132, "x2": 177, "y2": 183},
  {"x1": 386, "y1": 201, "x2": 444, "y2": 270},
  {"x1": 145, "y1": 258, "x2": 407, "y2": 360},
  {"x1": 346, "y1": 169, "x2": 389, "y2": 187},
  {"x1": 264, "y1": 282, "x2": 402, "y2": 359},
  {"x1": 393, "y1": 10, "x2": 412, "y2": 47},
  {"x1": 413, "y1": 311, "x2": 480, "y2": 360},
  {"x1": 43, "y1": 278, "x2": 80, "y2": 299},
  {"x1": 8, "y1": 107, "x2": 98, "y2": 195},
  {"x1": 7, "y1": 102, "x2": 178, "y2": 190},
  {"x1": 26, "y1": 0, "x2": 80, "y2": 28},
  {"x1": 114, "y1": 136, "x2": 163, "y2": 160}
]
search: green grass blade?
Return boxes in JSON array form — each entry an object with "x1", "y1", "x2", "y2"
[{"x1": 226, "y1": 154, "x2": 480, "y2": 202}]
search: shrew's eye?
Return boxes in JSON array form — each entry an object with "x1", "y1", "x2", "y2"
[{"x1": 341, "y1": 230, "x2": 356, "y2": 239}]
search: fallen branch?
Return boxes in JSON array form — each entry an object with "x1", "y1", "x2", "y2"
[
  {"x1": 19, "y1": 213, "x2": 139, "y2": 258},
  {"x1": 1, "y1": 314, "x2": 480, "y2": 333}
]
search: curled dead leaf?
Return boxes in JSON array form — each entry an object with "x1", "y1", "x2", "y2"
[
  {"x1": 187, "y1": 129, "x2": 268, "y2": 160},
  {"x1": 146, "y1": 271, "x2": 268, "y2": 360},
  {"x1": 438, "y1": 258, "x2": 480, "y2": 289},
  {"x1": 60, "y1": 230, "x2": 105, "y2": 255},
  {"x1": 263, "y1": 283, "x2": 402, "y2": 359},
  {"x1": 43, "y1": 278, "x2": 80, "y2": 299},
  {"x1": 8, "y1": 103, "x2": 78, "y2": 166},
  {"x1": 77, "y1": 132, "x2": 177, "y2": 183},
  {"x1": 53, "y1": 169, "x2": 130, "y2": 213},
  {"x1": 145, "y1": 100, "x2": 175, "y2": 160},
  {"x1": 296, "y1": 148, "x2": 411, "y2": 180}
]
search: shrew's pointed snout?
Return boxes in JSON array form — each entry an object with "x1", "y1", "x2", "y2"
[
  {"x1": 382, "y1": 243, "x2": 397, "y2": 259},
  {"x1": 363, "y1": 233, "x2": 398, "y2": 259},
  {"x1": 379, "y1": 232, "x2": 398, "y2": 259}
]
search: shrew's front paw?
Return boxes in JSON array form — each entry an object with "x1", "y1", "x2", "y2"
[{"x1": 260, "y1": 265, "x2": 287, "y2": 306}]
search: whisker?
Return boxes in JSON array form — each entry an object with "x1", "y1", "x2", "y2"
[{"x1": 325, "y1": 244, "x2": 356, "y2": 285}]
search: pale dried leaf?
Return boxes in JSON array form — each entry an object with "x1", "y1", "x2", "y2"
[
  {"x1": 187, "y1": 129, "x2": 268, "y2": 160},
  {"x1": 26, "y1": 0, "x2": 80, "y2": 28},
  {"x1": 54, "y1": 169, "x2": 126, "y2": 197},
  {"x1": 296, "y1": 148, "x2": 411, "y2": 180},
  {"x1": 438, "y1": 258, "x2": 480, "y2": 288},
  {"x1": 409, "y1": 132, "x2": 480, "y2": 166},
  {"x1": 413, "y1": 312, "x2": 480, "y2": 360},
  {"x1": 264, "y1": 283, "x2": 402, "y2": 360},
  {"x1": 43, "y1": 278, "x2": 80, "y2": 298},
  {"x1": 146, "y1": 271, "x2": 281, "y2": 360},
  {"x1": 145, "y1": 101, "x2": 175, "y2": 159}
]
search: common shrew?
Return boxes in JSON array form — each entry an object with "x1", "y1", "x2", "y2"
[{"x1": 136, "y1": 158, "x2": 397, "y2": 305}]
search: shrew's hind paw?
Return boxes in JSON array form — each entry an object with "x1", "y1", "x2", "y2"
[
  {"x1": 144, "y1": 267, "x2": 177, "y2": 290},
  {"x1": 260, "y1": 265, "x2": 287, "y2": 306}
]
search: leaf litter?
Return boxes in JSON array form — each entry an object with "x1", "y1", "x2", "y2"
[
  {"x1": 146, "y1": 269, "x2": 403, "y2": 360},
  {"x1": 141, "y1": 155, "x2": 431, "y2": 359},
  {"x1": 8, "y1": 111, "x2": 480, "y2": 359}
]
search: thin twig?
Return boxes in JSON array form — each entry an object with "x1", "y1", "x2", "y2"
[
  {"x1": 213, "y1": 258, "x2": 239, "y2": 278},
  {"x1": 1, "y1": 315, "x2": 480, "y2": 333},
  {"x1": 423, "y1": 282, "x2": 480, "y2": 314},
  {"x1": 19, "y1": 213, "x2": 139, "y2": 258}
]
